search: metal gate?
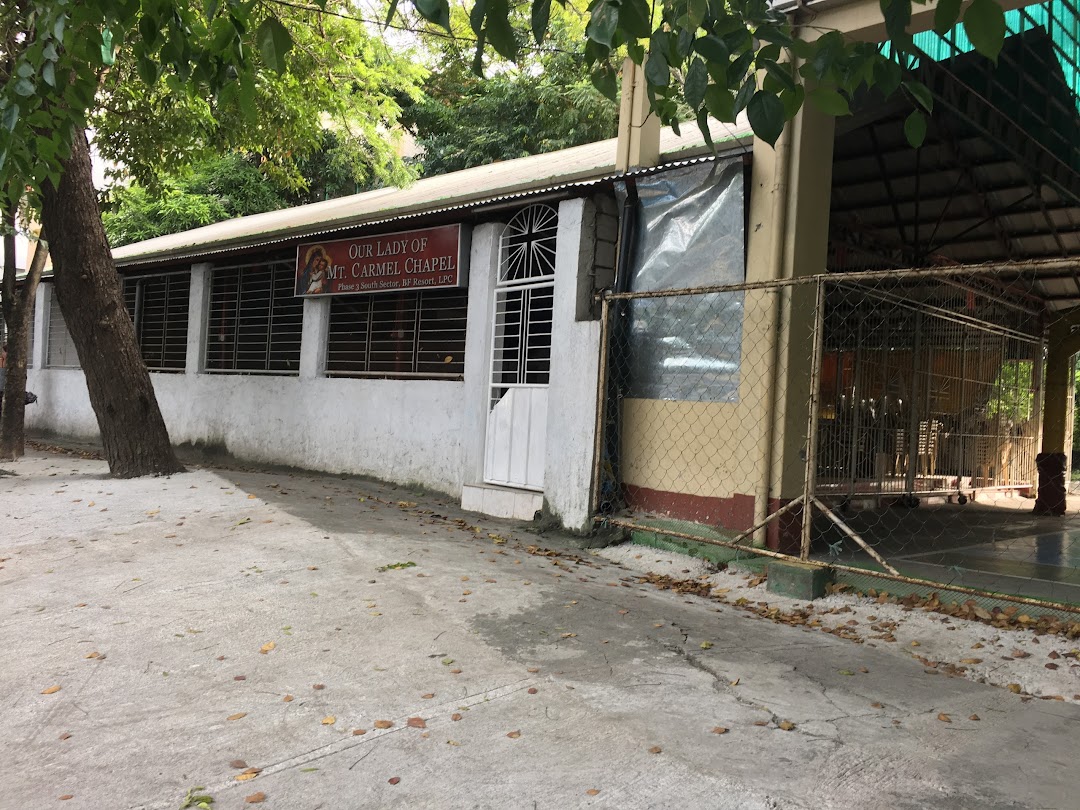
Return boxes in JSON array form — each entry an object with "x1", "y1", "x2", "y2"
[{"x1": 484, "y1": 204, "x2": 558, "y2": 491}]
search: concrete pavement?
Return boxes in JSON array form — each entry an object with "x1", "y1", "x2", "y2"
[{"x1": 2, "y1": 449, "x2": 1078, "y2": 809}]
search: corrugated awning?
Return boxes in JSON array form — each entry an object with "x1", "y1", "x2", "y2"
[{"x1": 112, "y1": 119, "x2": 753, "y2": 269}]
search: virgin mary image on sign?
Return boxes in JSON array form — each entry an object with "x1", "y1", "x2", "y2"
[{"x1": 298, "y1": 245, "x2": 331, "y2": 295}]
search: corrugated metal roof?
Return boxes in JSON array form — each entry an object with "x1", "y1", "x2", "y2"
[{"x1": 113, "y1": 119, "x2": 753, "y2": 268}]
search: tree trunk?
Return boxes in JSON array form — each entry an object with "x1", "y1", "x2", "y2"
[
  {"x1": 39, "y1": 130, "x2": 184, "y2": 477},
  {"x1": 0, "y1": 237, "x2": 47, "y2": 460}
]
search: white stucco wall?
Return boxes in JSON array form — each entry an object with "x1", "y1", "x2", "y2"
[
  {"x1": 544, "y1": 198, "x2": 603, "y2": 531},
  {"x1": 24, "y1": 368, "x2": 470, "y2": 494}
]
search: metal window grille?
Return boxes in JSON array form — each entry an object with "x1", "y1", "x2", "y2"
[
  {"x1": 121, "y1": 272, "x2": 190, "y2": 372},
  {"x1": 205, "y1": 260, "x2": 303, "y2": 374},
  {"x1": 45, "y1": 288, "x2": 79, "y2": 369},
  {"x1": 326, "y1": 288, "x2": 468, "y2": 379}
]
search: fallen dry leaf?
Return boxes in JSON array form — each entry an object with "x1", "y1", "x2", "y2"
[
  {"x1": 969, "y1": 714, "x2": 981, "y2": 721},
  {"x1": 388, "y1": 777, "x2": 401, "y2": 785},
  {"x1": 451, "y1": 713, "x2": 462, "y2": 721},
  {"x1": 648, "y1": 745, "x2": 662, "y2": 754},
  {"x1": 84, "y1": 651, "x2": 100, "y2": 659},
  {"x1": 586, "y1": 789, "x2": 601, "y2": 796},
  {"x1": 870, "y1": 702, "x2": 884, "y2": 709},
  {"x1": 421, "y1": 693, "x2": 435, "y2": 699},
  {"x1": 937, "y1": 713, "x2": 951, "y2": 723},
  {"x1": 260, "y1": 642, "x2": 275, "y2": 654},
  {"x1": 374, "y1": 720, "x2": 394, "y2": 729},
  {"x1": 407, "y1": 717, "x2": 427, "y2": 729},
  {"x1": 58, "y1": 733, "x2": 71, "y2": 741},
  {"x1": 560, "y1": 633, "x2": 577, "y2": 639},
  {"x1": 527, "y1": 688, "x2": 538, "y2": 695},
  {"x1": 1007, "y1": 683, "x2": 1023, "y2": 694},
  {"x1": 312, "y1": 684, "x2": 325, "y2": 690},
  {"x1": 959, "y1": 658, "x2": 982, "y2": 665},
  {"x1": 711, "y1": 726, "x2": 729, "y2": 735},
  {"x1": 227, "y1": 713, "x2": 247, "y2": 721},
  {"x1": 506, "y1": 730, "x2": 521, "y2": 739},
  {"x1": 353, "y1": 729, "x2": 367, "y2": 736},
  {"x1": 700, "y1": 641, "x2": 713, "y2": 650},
  {"x1": 244, "y1": 792, "x2": 266, "y2": 804},
  {"x1": 449, "y1": 668, "x2": 462, "y2": 675},
  {"x1": 41, "y1": 685, "x2": 61, "y2": 695},
  {"x1": 230, "y1": 760, "x2": 249, "y2": 769},
  {"x1": 777, "y1": 721, "x2": 796, "y2": 731},
  {"x1": 236, "y1": 773, "x2": 258, "y2": 782},
  {"x1": 58, "y1": 796, "x2": 73, "y2": 801},
  {"x1": 322, "y1": 715, "x2": 336, "y2": 725},
  {"x1": 527, "y1": 667, "x2": 540, "y2": 673},
  {"x1": 283, "y1": 695, "x2": 294, "y2": 703}
]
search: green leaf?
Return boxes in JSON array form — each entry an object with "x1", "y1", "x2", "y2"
[
  {"x1": 704, "y1": 85, "x2": 735, "y2": 122},
  {"x1": 42, "y1": 62, "x2": 56, "y2": 87},
  {"x1": 933, "y1": 0, "x2": 963, "y2": 34},
  {"x1": 620, "y1": 0, "x2": 652, "y2": 39},
  {"x1": 484, "y1": 1, "x2": 518, "y2": 61},
  {"x1": 762, "y1": 59, "x2": 795, "y2": 92},
  {"x1": 684, "y1": 58, "x2": 708, "y2": 110},
  {"x1": 591, "y1": 64, "x2": 618, "y2": 101},
  {"x1": 904, "y1": 109, "x2": 928, "y2": 147},
  {"x1": 733, "y1": 77, "x2": 755, "y2": 115},
  {"x1": 1, "y1": 104, "x2": 18, "y2": 134},
  {"x1": 872, "y1": 56, "x2": 903, "y2": 97},
  {"x1": 414, "y1": 0, "x2": 451, "y2": 32},
  {"x1": 747, "y1": 90, "x2": 785, "y2": 146},
  {"x1": 807, "y1": 86, "x2": 850, "y2": 116},
  {"x1": 687, "y1": 0, "x2": 709, "y2": 31},
  {"x1": 586, "y1": 1, "x2": 619, "y2": 49},
  {"x1": 138, "y1": 16, "x2": 158, "y2": 49},
  {"x1": 53, "y1": 14, "x2": 66, "y2": 42},
  {"x1": 779, "y1": 84, "x2": 805, "y2": 120},
  {"x1": 531, "y1": 0, "x2": 551, "y2": 44},
  {"x1": 13, "y1": 78, "x2": 35, "y2": 97},
  {"x1": 384, "y1": 0, "x2": 400, "y2": 27},
  {"x1": 256, "y1": 16, "x2": 293, "y2": 74},
  {"x1": 963, "y1": 0, "x2": 1006, "y2": 62},
  {"x1": 694, "y1": 36, "x2": 729, "y2": 65},
  {"x1": 696, "y1": 108, "x2": 715, "y2": 152},
  {"x1": 136, "y1": 56, "x2": 159, "y2": 85},
  {"x1": 880, "y1": 0, "x2": 912, "y2": 44},
  {"x1": 903, "y1": 79, "x2": 933, "y2": 113},
  {"x1": 644, "y1": 51, "x2": 670, "y2": 88}
]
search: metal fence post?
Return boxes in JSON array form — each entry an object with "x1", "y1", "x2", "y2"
[
  {"x1": 801, "y1": 279, "x2": 826, "y2": 560},
  {"x1": 591, "y1": 294, "x2": 611, "y2": 518}
]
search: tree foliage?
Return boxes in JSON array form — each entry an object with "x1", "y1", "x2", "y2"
[
  {"x1": 389, "y1": 0, "x2": 1013, "y2": 149},
  {"x1": 1, "y1": 0, "x2": 424, "y2": 212},
  {"x1": 102, "y1": 130, "x2": 379, "y2": 247},
  {"x1": 403, "y1": 3, "x2": 617, "y2": 176}
]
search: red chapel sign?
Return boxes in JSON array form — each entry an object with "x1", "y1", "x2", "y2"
[{"x1": 295, "y1": 224, "x2": 469, "y2": 297}]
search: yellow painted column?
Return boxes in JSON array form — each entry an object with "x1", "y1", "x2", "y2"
[{"x1": 744, "y1": 96, "x2": 836, "y2": 549}]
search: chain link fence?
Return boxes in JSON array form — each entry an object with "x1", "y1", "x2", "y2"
[{"x1": 594, "y1": 265, "x2": 1080, "y2": 616}]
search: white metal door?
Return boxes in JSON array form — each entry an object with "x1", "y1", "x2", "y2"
[{"x1": 484, "y1": 204, "x2": 558, "y2": 491}]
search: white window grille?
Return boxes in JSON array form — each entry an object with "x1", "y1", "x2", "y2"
[
  {"x1": 326, "y1": 289, "x2": 468, "y2": 379},
  {"x1": 205, "y1": 260, "x2": 303, "y2": 374},
  {"x1": 45, "y1": 288, "x2": 79, "y2": 369}
]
